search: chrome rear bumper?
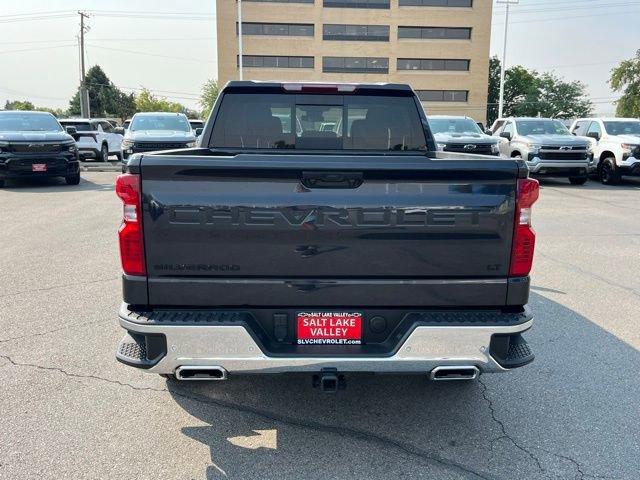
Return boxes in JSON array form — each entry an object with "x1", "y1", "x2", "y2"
[{"x1": 117, "y1": 305, "x2": 533, "y2": 375}]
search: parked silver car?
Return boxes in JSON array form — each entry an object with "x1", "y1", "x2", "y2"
[{"x1": 495, "y1": 117, "x2": 591, "y2": 185}]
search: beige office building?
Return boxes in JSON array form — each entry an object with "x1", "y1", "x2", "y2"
[{"x1": 216, "y1": 0, "x2": 493, "y2": 123}]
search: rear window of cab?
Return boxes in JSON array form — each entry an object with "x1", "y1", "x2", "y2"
[{"x1": 211, "y1": 93, "x2": 427, "y2": 151}]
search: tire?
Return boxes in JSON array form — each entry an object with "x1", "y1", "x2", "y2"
[
  {"x1": 599, "y1": 157, "x2": 621, "y2": 185},
  {"x1": 65, "y1": 173, "x2": 81, "y2": 185},
  {"x1": 100, "y1": 143, "x2": 109, "y2": 162},
  {"x1": 115, "y1": 151, "x2": 123, "y2": 162},
  {"x1": 160, "y1": 374, "x2": 176, "y2": 380},
  {"x1": 569, "y1": 176, "x2": 588, "y2": 185}
]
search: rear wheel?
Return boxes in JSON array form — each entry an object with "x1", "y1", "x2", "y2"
[
  {"x1": 65, "y1": 173, "x2": 81, "y2": 185},
  {"x1": 599, "y1": 157, "x2": 620, "y2": 185},
  {"x1": 100, "y1": 143, "x2": 109, "y2": 162},
  {"x1": 569, "y1": 176, "x2": 588, "y2": 185}
]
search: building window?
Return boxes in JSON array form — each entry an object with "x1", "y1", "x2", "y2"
[
  {"x1": 238, "y1": 23, "x2": 314, "y2": 36},
  {"x1": 398, "y1": 26, "x2": 471, "y2": 40},
  {"x1": 397, "y1": 58, "x2": 470, "y2": 71},
  {"x1": 323, "y1": 0, "x2": 390, "y2": 9},
  {"x1": 323, "y1": 24, "x2": 389, "y2": 41},
  {"x1": 239, "y1": 55, "x2": 314, "y2": 68},
  {"x1": 399, "y1": 0, "x2": 472, "y2": 6},
  {"x1": 323, "y1": 57, "x2": 389, "y2": 73},
  {"x1": 416, "y1": 90, "x2": 469, "y2": 102},
  {"x1": 243, "y1": 0, "x2": 314, "y2": 3}
]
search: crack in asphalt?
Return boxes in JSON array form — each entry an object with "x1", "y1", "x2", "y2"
[
  {"x1": 0, "y1": 277, "x2": 119, "y2": 300},
  {"x1": 538, "y1": 252, "x2": 640, "y2": 299},
  {"x1": 0, "y1": 353, "x2": 497, "y2": 480},
  {"x1": 478, "y1": 378, "x2": 618, "y2": 480},
  {"x1": 0, "y1": 319, "x2": 107, "y2": 344},
  {"x1": 478, "y1": 377, "x2": 546, "y2": 475}
]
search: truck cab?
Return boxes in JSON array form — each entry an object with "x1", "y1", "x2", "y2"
[
  {"x1": 569, "y1": 118, "x2": 640, "y2": 185},
  {"x1": 121, "y1": 112, "x2": 197, "y2": 159},
  {"x1": 495, "y1": 117, "x2": 591, "y2": 185}
]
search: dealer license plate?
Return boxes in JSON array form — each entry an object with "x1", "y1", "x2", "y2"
[
  {"x1": 32, "y1": 164, "x2": 47, "y2": 172},
  {"x1": 296, "y1": 311, "x2": 362, "y2": 345}
]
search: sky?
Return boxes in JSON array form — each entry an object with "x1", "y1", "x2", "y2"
[{"x1": 0, "y1": 0, "x2": 638, "y2": 116}]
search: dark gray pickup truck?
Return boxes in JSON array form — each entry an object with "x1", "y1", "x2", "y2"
[{"x1": 115, "y1": 81, "x2": 538, "y2": 391}]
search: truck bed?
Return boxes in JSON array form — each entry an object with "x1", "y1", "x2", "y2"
[{"x1": 124, "y1": 151, "x2": 528, "y2": 308}]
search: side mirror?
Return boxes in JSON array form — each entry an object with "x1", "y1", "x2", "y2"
[
  {"x1": 114, "y1": 127, "x2": 125, "y2": 135},
  {"x1": 587, "y1": 131, "x2": 600, "y2": 141},
  {"x1": 500, "y1": 131, "x2": 512, "y2": 141},
  {"x1": 485, "y1": 129, "x2": 493, "y2": 136},
  {"x1": 65, "y1": 126, "x2": 77, "y2": 135},
  {"x1": 195, "y1": 128, "x2": 203, "y2": 136}
]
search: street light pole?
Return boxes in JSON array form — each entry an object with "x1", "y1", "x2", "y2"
[
  {"x1": 497, "y1": 0, "x2": 518, "y2": 119},
  {"x1": 237, "y1": 0, "x2": 243, "y2": 80}
]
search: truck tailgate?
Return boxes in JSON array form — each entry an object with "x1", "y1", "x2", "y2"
[{"x1": 139, "y1": 154, "x2": 520, "y2": 307}]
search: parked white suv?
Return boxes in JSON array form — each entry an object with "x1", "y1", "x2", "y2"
[
  {"x1": 494, "y1": 117, "x2": 591, "y2": 185},
  {"x1": 569, "y1": 118, "x2": 640, "y2": 185},
  {"x1": 59, "y1": 118, "x2": 124, "y2": 162}
]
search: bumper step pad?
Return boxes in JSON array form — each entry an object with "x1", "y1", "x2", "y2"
[
  {"x1": 489, "y1": 333, "x2": 534, "y2": 369},
  {"x1": 115, "y1": 331, "x2": 166, "y2": 369}
]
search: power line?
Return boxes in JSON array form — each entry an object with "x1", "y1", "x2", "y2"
[
  {"x1": 0, "y1": 13, "x2": 75, "y2": 24},
  {"x1": 0, "y1": 85, "x2": 68, "y2": 101},
  {"x1": 494, "y1": 0, "x2": 640, "y2": 14},
  {"x1": 86, "y1": 44, "x2": 215, "y2": 64},
  {"x1": 0, "y1": 44, "x2": 77, "y2": 55},
  {"x1": 492, "y1": 8, "x2": 640, "y2": 26}
]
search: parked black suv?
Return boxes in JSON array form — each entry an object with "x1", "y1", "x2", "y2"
[{"x1": 0, "y1": 111, "x2": 80, "y2": 187}]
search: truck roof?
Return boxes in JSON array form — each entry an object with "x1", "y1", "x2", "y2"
[
  {"x1": 0, "y1": 110, "x2": 55, "y2": 116},
  {"x1": 427, "y1": 115, "x2": 474, "y2": 120},
  {"x1": 223, "y1": 80, "x2": 415, "y2": 94},
  {"x1": 60, "y1": 118, "x2": 111, "y2": 123},
  {"x1": 574, "y1": 117, "x2": 640, "y2": 122},
  {"x1": 133, "y1": 112, "x2": 187, "y2": 117}
]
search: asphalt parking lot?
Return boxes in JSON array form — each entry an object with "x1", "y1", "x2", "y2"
[{"x1": 1, "y1": 172, "x2": 639, "y2": 480}]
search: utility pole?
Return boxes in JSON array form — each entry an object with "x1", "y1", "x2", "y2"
[
  {"x1": 237, "y1": 0, "x2": 243, "y2": 80},
  {"x1": 497, "y1": 0, "x2": 518, "y2": 119},
  {"x1": 78, "y1": 11, "x2": 90, "y2": 118}
]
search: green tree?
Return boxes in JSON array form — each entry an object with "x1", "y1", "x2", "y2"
[
  {"x1": 135, "y1": 88, "x2": 186, "y2": 113},
  {"x1": 486, "y1": 57, "x2": 501, "y2": 126},
  {"x1": 3, "y1": 100, "x2": 66, "y2": 117},
  {"x1": 486, "y1": 59, "x2": 592, "y2": 120},
  {"x1": 4, "y1": 100, "x2": 35, "y2": 111},
  {"x1": 536, "y1": 73, "x2": 592, "y2": 118},
  {"x1": 503, "y1": 66, "x2": 541, "y2": 117},
  {"x1": 610, "y1": 50, "x2": 640, "y2": 117},
  {"x1": 68, "y1": 65, "x2": 136, "y2": 120},
  {"x1": 199, "y1": 79, "x2": 220, "y2": 120}
]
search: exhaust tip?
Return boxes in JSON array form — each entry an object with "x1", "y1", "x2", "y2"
[
  {"x1": 175, "y1": 366, "x2": 228, "y2": 381},
  {"x1": 430, "y1": 366, "x2": 479, "y2": 381}
]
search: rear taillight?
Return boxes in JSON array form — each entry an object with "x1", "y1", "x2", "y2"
[
  {"x1": 115, "y1": 173, "x2": 146, "y2": 276},
  {"x1": 509, "y1": 178, "x2": 540, "y2": 277}
]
